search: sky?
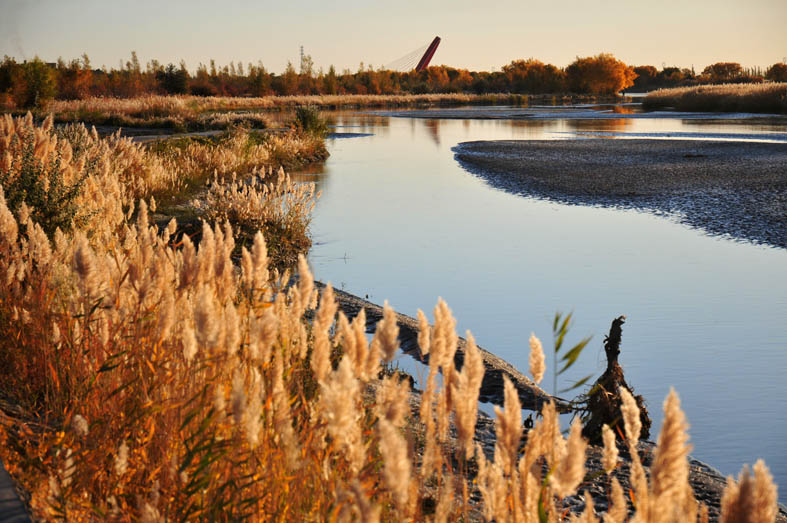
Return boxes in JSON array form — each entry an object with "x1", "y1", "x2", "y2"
[{"x1": 1, "y1": 0, "x2": 785, "y2": 74}]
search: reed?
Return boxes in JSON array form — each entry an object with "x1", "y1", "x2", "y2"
[
  {"x1": 0, "y1": 116, "x2": 780, "y2": 521},
  {"x1": 643, "y1": 82, "x2": 787, "y2": 114},
  {"x1": 39, "y1": 93, "x2": 531, "y2": 130}
]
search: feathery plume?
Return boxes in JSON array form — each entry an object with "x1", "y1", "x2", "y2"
[
  {"x1": 528, "y1": 333, "x2": 545, "y2": 384},
  {"x1": 193, "y1": 286, "x2": 218, "y2": 349},
  {"x1": 377, "y1": 300, "x2": 400, "y2": 362},
  {"x1": 377, "y1": 418, "x2": 411, "y2": 513},
  {"x1": 720, "y1": 459, "x2": 778, "y2": 523},
  {"x1": 417, "y1": 309, "x2": 430, "y2": 356},
  {"x1": 311, "y1": 283, "x2": 337, "y2": 382},
  {"x1": 114, "y1": 441, "x2": 129, "y2": 476},
  {"x1": 182, "y1": 324, "x2": 197, "y2": 362},
  {"x1": 602, "y1": 424, "x2": 619, "y2": 475},
  {"x1": 551, "y1": 418, "x2": 587, "y2": 499},
  {"x1": 650, "y1": 388, "x2": 691, "y2": 502},
  {"x1": 375, "y1": 375, "x2": 410, "y2": 428},
  {"x1": 604, "y1": 477, "x2": 627, "y2": 523},
  {"x1": 619, "y1": 387, "x2": 641, "y2": 444},
  {"x1": 320, "y1": 358, "x2": 365, "y2": 473},
  {"x1": 450, "y1": 331, "x2": 485, "y2": 460},
  {"x1": 71, "y1": 415, "x2": 89, "y2": 438},
  {"x1": 493, "y1": 376, "x2": 522, "y2": 474}
]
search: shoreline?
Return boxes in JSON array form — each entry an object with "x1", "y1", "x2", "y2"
[
  {"x1": 322, "y1": 283, "x2": 787, "y2": 519},
  {"x1": 453, "y1": 139, "x2": 787, "y2": 249}
]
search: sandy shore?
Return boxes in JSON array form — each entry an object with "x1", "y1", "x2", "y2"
[{"x1": 453, "y1": 139, "x2": 787, "y2": 249}]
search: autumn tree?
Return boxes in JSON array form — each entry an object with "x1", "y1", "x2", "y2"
[
  {"x1": 55, "y1": 56, "x2": 93, "y2": 100},
  {"x1": 502, "y1": 59, "x2": 565, "y2": 93},
  {"x1": 631, "y1": 65, "x2": 658, "y2": 90},
  {"x1": 566, "y1": 54, "x2": 637, "y2": 94},
  {"x1": 701, "y1": 62, "x2": 743, "y2": 83},
  {"x1": 765, "y1": 62, "x2": 787, "y2": 82}
]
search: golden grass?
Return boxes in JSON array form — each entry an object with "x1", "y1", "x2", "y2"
[
  {"x1": 40, "y1": 93, "x2": 530, "y2": 130},
  {"x1": 642, "y1": 82, "x2": 787, "y2": 113},
  {"x1": 0, "y1": 116, "x2": 780, "y2": 521}
]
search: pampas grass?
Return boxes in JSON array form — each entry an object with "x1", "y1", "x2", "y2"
[
  {"x1": 643, "y1": 82, "x2": 787, "y2": 113},
  {"x1": 0, "y1": 115, "x2": 780, "y2": 521}
]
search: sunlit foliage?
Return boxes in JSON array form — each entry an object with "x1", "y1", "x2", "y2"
[
  {"x1": 566, "y1": 54, "x2": 638, "y2": 95},
  {"x1": 0, "y1": 115, "x2": 779, "y2": 521}
]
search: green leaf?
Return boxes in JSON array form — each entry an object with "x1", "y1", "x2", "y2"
[
  {"x1": 558, "y1": 336, "x2": 593, "y2": 374},
  {"x1": 560, "y1": 374, "x2": 593, "y2": 393}
]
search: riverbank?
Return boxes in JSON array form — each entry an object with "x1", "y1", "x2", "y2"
[
  {"x1": 643, "y1": 83, "x2": 787, "y2": 114},
  {"x1": 453, "y1": 139, "x2": 787, "y2": 249},
  {"x1": 20, "y1": 93, "x2": 609, "y2": 131},
  {"x1": 320, "y1": 284, "x2": 787, "y2": 521}
]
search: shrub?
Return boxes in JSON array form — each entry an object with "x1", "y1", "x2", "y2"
[
  {"x1": 0, "y1": 115, "x2": 89, "y2": 236},
  {"x1": 292, "y1": 105, "x2": 329, "y2": 137}
]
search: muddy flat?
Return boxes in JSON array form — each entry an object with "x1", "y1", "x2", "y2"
[{"x1": 453, "y1": 139, "x2": 787, "y2": 248}]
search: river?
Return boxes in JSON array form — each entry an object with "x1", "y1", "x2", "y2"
[{"x1": 300, "y1": 103, "x2": 787, "y2": 497}]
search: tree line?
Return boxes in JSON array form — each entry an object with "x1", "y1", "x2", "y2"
[{"x1": 2, "y1": 50, "x2": 786, "y2": 109}]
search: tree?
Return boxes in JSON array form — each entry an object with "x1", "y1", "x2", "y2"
[
  {"x1": 20, "y1": 57, "x2": 57, "y2": 107},
  {"x1": 765, "y1": 62, "x2": 787, "y2": 82},
  {"x1": 632, "y1": 65, "x2": 658, "y2": 90},
  {"x1": 156, "y1": 63, "x2": 189, "y2": 94},
  {"x1": 701, "y1": 62, "x2": 743, "y2": 83},
  {"x1": 502, "y1": 59, "x2": 565, "y2": 93},
  {"x1": 565, "y1": 54, "x2": 636, "y2": 94},
  {"x1": 322, "y1": 65, "x2": 338, "y2": 95}
]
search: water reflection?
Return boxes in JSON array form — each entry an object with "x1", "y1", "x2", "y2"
[
  {"x1": 424, "y1": 119, "x2": 441, "y2": 145},
  {"x1": 568, "y1": 118, "x2": 632, "y2": 132}
]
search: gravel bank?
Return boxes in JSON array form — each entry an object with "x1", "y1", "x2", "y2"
[{"x1": 453, "y1": 139, "x2": 787, "y2": 248}]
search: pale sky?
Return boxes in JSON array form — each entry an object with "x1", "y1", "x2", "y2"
[{"x1": 1, "y1": 0, "x2": 785, "y2": 74}]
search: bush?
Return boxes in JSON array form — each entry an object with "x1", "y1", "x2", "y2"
[
  {"x1": 0, "y1": 115, "x2": 88, "y2": 236},
  {"x1": 292, "y1": 105, "x2": 328, "y2": 137}
]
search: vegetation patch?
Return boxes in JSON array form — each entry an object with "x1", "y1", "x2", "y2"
[{"x1": 643, "y1": 82, "x2": 787, "y2": 113}]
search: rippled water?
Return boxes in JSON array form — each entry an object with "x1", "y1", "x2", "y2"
[{"x1": 301, "y1": 104, "x2": 787, "y2": 497}]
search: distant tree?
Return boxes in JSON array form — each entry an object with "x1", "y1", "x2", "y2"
[
  {"x1": 566, "y1": 54, "x2": 636, "y2": 94},
  {"x1": 19, "y1": 58, "x2": 57, "y2": 107},
  {"x1": 156, "y1": 63, "x2": 189, "y2": 94},
  {"x1": 322, "y1": 65, "x2": 338, "y2": 95},
  {"x1": 502, "y1": 59, "x2": 566, "y2": 93},
  {"x1": 242, "y1": 63, "x2": 268, "y2": 97},
  {"x1": 280, "y1": 62, "x2": 299, "y2": 95},
  {"x1": 701, "y1": 62, "x2": 743, "y2": 83},
  {"x1": 632, "y1": 65, "x2": 658, "y2": 90},
  {"x1": 56, "y1": 57, "x2": 93, "y2": 100},
  {"x1": 765, "y1": 62, "x2": 787, "y2": 82}
]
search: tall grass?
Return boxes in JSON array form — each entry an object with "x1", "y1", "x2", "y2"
[
  {"x1": 0, "y1": 116, "x2": 780, "y2": 521},
  {"x1": 40, "y1": 93, "x2": 536, "y2": 130},
  {"x1": 642, "y1": 82, "x2": 787, "y2": 113}
]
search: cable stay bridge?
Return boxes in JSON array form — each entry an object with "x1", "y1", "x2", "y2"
[{"x1": 384, "y1": 36, "x2": 441, "y2": 72}]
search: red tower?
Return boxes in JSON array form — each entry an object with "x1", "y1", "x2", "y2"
[{"x1": 415, "y1": 37, "x2": 441, "y2": 72}]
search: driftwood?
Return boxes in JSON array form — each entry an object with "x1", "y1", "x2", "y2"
[{"x1": 582, "y1": 315, "x2": 652, "y2": 444}]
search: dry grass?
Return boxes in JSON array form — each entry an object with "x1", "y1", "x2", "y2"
[
  {"x1": 643, "y1": 82, "x2": 787, "y2": 113},
  {"x1": 194, "y1": 169, "x2": 318, "y2": 269},
  {"x1": 0, "y1": 116, "x2": 780, "y2": 521},
  {"x1": 40, "y1": 93, "x2": 529, "y2": 129},
  {"x1": 150, "y1": 127, "x2": 327, "y2": 205}
]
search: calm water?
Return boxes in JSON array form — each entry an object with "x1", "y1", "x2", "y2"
[{"x1": 301, "y1": 105, "x2": 787, "y2": 496}]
